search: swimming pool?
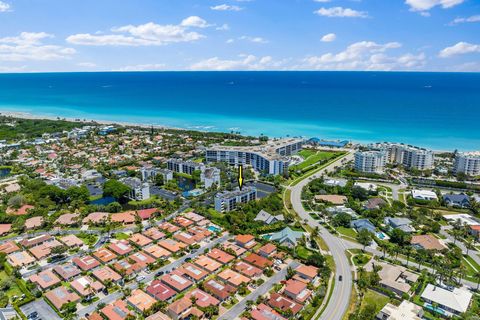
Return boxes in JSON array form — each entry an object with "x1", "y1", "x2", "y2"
[
  {"x1": 208, "y1": 225, "x2": 221, "y2": 233},
  {"x1": 376, "y1": 232, "x2": 386, "y2": 240}
]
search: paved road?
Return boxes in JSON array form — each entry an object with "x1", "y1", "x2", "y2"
[
  {"x1": 440, "y1": 227, "x2": 480, "y2": 269},
  {"x1": 78, "y1": 233, "x2": 231, "y2": 318},
  {"x1": 289, "y1": 152, "x2": 355, "y2": 320},
  {"x1": 218, "y1": 260, "x2": 300, "y2": 320}
]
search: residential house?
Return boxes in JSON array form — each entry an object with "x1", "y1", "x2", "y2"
[
  {"x1": 251, "y1": 303, "x2": 287, "y2": 320},
  {"x1": 72, "y1": 255, "x2": 100, "y2": 271},
  {"x1": 384, "y1": 217, "x2": 415, "y2": 233},
  {"x1": 254, "y1": 210, "x2": 285, "y2": 225},
  {"x1": 235, "y1": 234, "x2": 257, "y2": 249},
  {"x1": 351, "y1": 219, "x2": 376, "y2": 234},
  {"x1": 161, "y1": 271, "x2": 193, "y2": 292},
  {"x1": 204, "y1": 279, "x2": 236, "y2": 301},
  {"x1": 70, "y1": 276, "x2": 105, "y2": 297},
  {"x1": 376, "y1": 300, "x2": 423, "y2": 320},
  {"x1": 45, "y1": 286, "x2": 80, "y2": 310},
  {"x1": 127, "y1": 289, "x2": 157, "y2": 313},
  {"x1": 443, "y1": 194, "x2": 470, "y2": 208},
  {"x1": 29, "y1": 269, "x2": 61, "y2": 291},
  {"x1": 283, "y1": 279, "x2": 312, "y2": 304},
  {"x1": 270, "y1": 227, "x2": 304, "y2": 248},
  {"x1": 268, "y1": 293, "x2": 303, "y2": 316},
  {"x1": 146, "y1": 280, "x2": 176, "y2": 302},
  {"x1": 218, "y1": 269, "x2": 250, "y2": 287},
  {"x1": 100, "y1": 300, "x2": 133, "y2": 320},
  {"x1": 53, "y1": 263, "x2": 81, "y2": 280},
  {"x1": 411, "y1": 235, "x2": 447, "y2": 251},
  {"x1": 258, "y1": 243, "x2": 277, "y2": 258},
  {"x1": 421, "y1": 284, "x2": 472, "y2": 317}
]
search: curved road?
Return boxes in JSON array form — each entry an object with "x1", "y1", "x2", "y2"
[{"x1": 290, "y1": 152, "x2": 355, "y2": 320}]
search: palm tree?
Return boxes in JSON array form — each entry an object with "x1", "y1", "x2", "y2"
[
  {"x1": 475, "y1": 270, "x2": 480, "y2": 291},
  {"x1": 404, "y1": 246, "x2": 413, "y2": 267},
  {"x1": 465, "y1": 237, "x2": 475, "y2": 256}
]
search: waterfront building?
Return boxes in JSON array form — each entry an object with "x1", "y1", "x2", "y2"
[
  {"x1": 454, "y1": 151, "x2": 480, "y2": 176},
  {"x1": 167, "y1": 159, "x2": 220, "y2": 188},
  {"x1": 141, "y1": 167, "x2": 173, "y2": 183},
  {"x1": 369, "y1": 143, "x2": 434, "y2": 170},
  {"x1": 354, "y1": 150, "x2": 387, "y2": 173},
  {"x1": 214, "y1": 187, "x2": 256, "y2": 212},
  {"x1": 121, "y1": 177, "x2": 150, "y2": 201},
  {"x1": 205, "y1": 138, "x2": 303, "y2": 176}
]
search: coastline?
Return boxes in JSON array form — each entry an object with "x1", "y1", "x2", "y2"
[
  {"x1": 0, "y1": 110, "x2": 174, "y2": 131},
  {"x1": 0, "y1": 109, "x2": 456, "y2": 153}
]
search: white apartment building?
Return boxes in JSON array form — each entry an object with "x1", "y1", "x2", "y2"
[
  {"x1": 454, "y1": 151, "x2": 480, "y2": 176},
  {"x1": 206, "y1": 138, "x2": 303, "y2": 176},
  {"x1": 369, "y1": 143, "x2": 434, "y2": 170},
  {"x1": 354, "y1": 150, "x2": 387, "y2": 173},
  {"x1": 214, "y1": 187, "x2": 257, "y2": 212}
]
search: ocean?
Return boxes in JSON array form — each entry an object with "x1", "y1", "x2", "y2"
[{"x1": 0, "y1": 71, "x2": 479, "y2": 151}]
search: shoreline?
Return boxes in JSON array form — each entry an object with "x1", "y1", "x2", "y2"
[
  {"x1": 0, "y1": 109, "x2": 456, "y2": 153},
  {"x1": 0, "y1": 110, "x2": 176, "y2": 131}
]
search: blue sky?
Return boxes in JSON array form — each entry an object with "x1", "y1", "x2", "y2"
[{"x1": 0, "y1": 0, "x2": 479, "y2": 72}]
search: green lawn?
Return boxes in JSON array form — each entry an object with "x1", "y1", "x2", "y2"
[
  {"x1": 0, "y1": 271, "x2": 23, "y2": 306},
  {"x1": 352, "y1": 253, "x2": 372, "y2": 267},
  {"x1": 360, "y1": 290, "x2": 390, "y2": 313},
  {"x1": 76, "y1": 233, "x2": 98, "y2": 246},
  {"x1": 292, "y1": 151, "x2": 338, "y2": 171},
  {"x1": 336, "y1": 227, "x2": 357, "y2": 239},
  {"x1": 114, "y1": 232, "x2": 130, "y2": 240},
  {"x1": 463, "y1": 256, "x2": 480, "y2": 282},
  {"x1": 298, "y1": 149, "x2": 317, "y2": 159},
  {"x1": 296, "y1": 245, "x2": 314, "y2": 260}
]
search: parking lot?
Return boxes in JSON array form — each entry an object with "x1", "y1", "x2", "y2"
[{"x1": 20, "y1": 300, "x2": 61, "y2": 320}]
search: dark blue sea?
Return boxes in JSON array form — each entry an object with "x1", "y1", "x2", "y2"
[{"x1": 0, "y1": 71, "x2": 479, "y2": 150}]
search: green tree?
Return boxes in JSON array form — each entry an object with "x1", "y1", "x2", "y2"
[
  {"x1": 103, "y1": 180, "x2": 130, "y2": 200},
  {"x1": 356, "y1": 229, "x2": 372, "y2": 251}
]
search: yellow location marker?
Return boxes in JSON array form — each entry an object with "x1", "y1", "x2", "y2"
[{"x1": 238, "y1": 165, "x2": 244, "y2": 190}]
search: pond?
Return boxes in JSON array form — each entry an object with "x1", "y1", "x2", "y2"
[
  {"x1": 177, "y1": 176, "x2": 196, "y2": 191},
  {"x1": 0, "y1": 168, "x2": 11, "y2": 178},
  {"x1": 90, "y1": 196, "x2": 116, "y2": 206}
]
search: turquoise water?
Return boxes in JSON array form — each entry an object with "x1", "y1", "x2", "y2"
[{"x1": 0, "y1": 71, "x2": 479, "y2": 150}]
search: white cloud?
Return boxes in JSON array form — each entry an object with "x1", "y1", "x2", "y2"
[
  {"x1": 439, "y1": 42, "x2": 480, "y2": 58},
  {"x1": 449, "y1": 15, "x2": 480, "y2": 25},
  {"x1": 405, "y1": 0, "x2": 464, "y2": 12},
  {"x1": 226, "y1": 38, "x2": 235, "y2": 44},
  {"x1": 190, "y1": 54, "x2": 285, "y2": 70},
  {"x1": 66, "y1": 17, "x2": 208, "y2": 46},
  {"x1": 0, "y1": 32, "x2": 75, "y2": 61},
  {"x1": 314, "y1": 0, "x2": 331, "y2": 2},
  {"x1": 216, "y1": 24, "x2": 230, "y2": 31},
  {"x1": 211, "y1": 4, "x2": 243, "y2": 11},
  {"x1": 180, "y1": 16, "x2": 210, "y2": 28},
  {"x1": 321, "y1": 33, "x2": 336, "y2": 42},
  {"x1": 0, "y1": 65, "x2": 27, "y2": 73},
  {"x1": 239, "y1": 36, "x2": 268, "y2": 43},
  {"x1": 314, "y1": 7, "x2": 368, "y2": 18},
  {"x1": 77, "y1": 62, "x2": 96, "y2": 68},
  {"x1": 114, "y1": 63, "x2": 166, "y2": 71},
  {"x1": 301, "y1": 41, "x2": 425, "y2": 70},
  {"x1": 0, "y1": 1, "x2": 11, "y2": 12}
]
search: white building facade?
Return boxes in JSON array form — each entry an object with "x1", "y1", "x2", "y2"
[
  {"x1": 454, "y1": 152, "x2": 480, "y2": 176},
  {"x1": 354, "y1": 150, "x2": 387, "y2": 173}
]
